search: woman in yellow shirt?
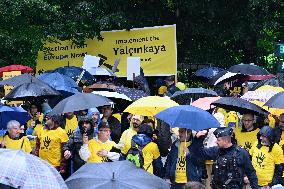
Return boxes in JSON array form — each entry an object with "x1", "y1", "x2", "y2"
[{"x1": 0, "y1": 120, "x2": 32, "y2": 153}]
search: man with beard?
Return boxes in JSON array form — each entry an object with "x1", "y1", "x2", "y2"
[
  {"x1": 117, "y1": 115, "x2": 143, "y2": 158},
  {"x1": 63, "y1": 112, "x2": 78, "y2": 137},
  {"x1": 234, "y1": 113, "x2": 260, "y2": 151},
  {"x1": 190, "y1": 127, "x2": 258, "y2": 189},
  {"x1": 249, "y1": 126, "x2": 284, "y2": 188},
  {"x1": 63, "y1": 115, "x2": 95, "y2": 172}
]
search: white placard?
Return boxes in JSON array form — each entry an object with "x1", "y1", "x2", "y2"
[
  {"x1": 83, "y1": 55, "x2": 100, "y2": 70},
  {"x1": 127, "y1": 57, "x2": 140, "y2": 80}
]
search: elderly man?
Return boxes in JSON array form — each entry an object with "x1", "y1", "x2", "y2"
[{"x1": 0, "y1": 120, "x2": 32, "y2": 153}]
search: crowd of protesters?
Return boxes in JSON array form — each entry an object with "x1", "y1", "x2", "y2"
[{"x1": 2, "y1": 74, "x2": 284, "y2": 189}]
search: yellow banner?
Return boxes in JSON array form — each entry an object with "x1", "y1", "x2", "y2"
[
  {"x1": 3, "y1": 71, "x2": 22, "y2": 95},
  {"x1": 37, "y1": 25, "x2": 177, "y2": 77}
]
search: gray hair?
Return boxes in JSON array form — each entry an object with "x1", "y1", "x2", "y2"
[{"x1": 7, "y1": 120, "x2": 20, "y2": 130}]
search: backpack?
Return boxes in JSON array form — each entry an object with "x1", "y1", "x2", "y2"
[{"x1": 126, "y1": 144, "x2": 145, "y2": 168}]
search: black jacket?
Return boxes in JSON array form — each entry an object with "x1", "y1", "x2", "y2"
[
  {"x1": 189, "y1": 137, "x2": 258, "y2": 189},
  {"x1": 106, "y1": 116, "x2": 121, "y2": 143}
]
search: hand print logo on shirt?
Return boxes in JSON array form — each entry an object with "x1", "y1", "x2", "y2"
[
  {"x1": 244, "y1": 142, "x2": 252, "y2": 151},
  {"x1": 256, "y1": 152, "x2": 265, "y2": 168},
  {"x1": 43, "y1": 136, "x2": 51, "y2": 149},
  {"x1": 177, "y1": 156, "x2": 186, "y2": 170},
  {"x1": 67, "y1": 129, "x2": 73, "y2": 137}
]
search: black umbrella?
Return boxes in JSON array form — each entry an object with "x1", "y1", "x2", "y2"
[
  {"x1": 228, "y1": 64, "x2": 269, "y2": 75},
  {"x1": 48, "y1": 93, "x2": 112, "y2": 115},
  {"x1": 65, "y1": 161, "x2": 170, "y2": 189},
  {"x1": 4, "y1": 82, "x2": 60, "y2": 101},
  {"x1": 211, "y1": 97, "x2": 268, "y2": 115},
  {"x1": 250, "y1": 76, "x2": 284, "y2": 90},
  {"x1": 114, "y1": 87, "x2": 148, "y2": 101},
  {"x1": 171, "y1": 88, "x2": 218, "y2": 105},
  {"x1": 0, "y1": 74, "x2": 42, "y2": 86},
  {"x1": 264, "y1": 91, "x2": 284, "y2": 109}
]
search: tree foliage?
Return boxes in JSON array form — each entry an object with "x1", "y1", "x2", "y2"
[{"x1": 0, "y1": 0, "x2": 283, "y2": 72}]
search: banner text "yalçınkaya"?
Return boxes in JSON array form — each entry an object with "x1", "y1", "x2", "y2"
[{"x1": 113, "y1": 45, "x2": 166, "y2": 56}]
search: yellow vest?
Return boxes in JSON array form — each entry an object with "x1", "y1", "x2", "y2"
[
  {"x1": 234, "y1": 127, "x2": 259, "y2": 151},
  {"x1": 249, "y1": 142, "x2": 284, "y2": 186},
  {"x1": 142, "y1": 142, "x2": 160, "y2": 174},
  {"x1": 87, "y1": 139, "x2": 117, "y2": 163},
  {"x1": 0, "y1": 135, "x2": 32, "y2": 153},
  {"x1": 38, "y1": 127, "x2": 69, "y2": 167},
  {"x1": 175, "y1": 141, "x2": 191, "y2": 183},
  {"x1": 65, "y1": 116, "x2": 78, "y2": 137}
]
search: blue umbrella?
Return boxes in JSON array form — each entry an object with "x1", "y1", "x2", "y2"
[
  {"x1": 49, "y1": 66, "x2": 95, "y2": 86},
  {"x1": 155, "y1": 105, "x2": 220, "y2": 131},
  {"x1": 195, "y1": 67, "x2": 224, "y2": 78},
  {"x1": 37, "y1": 72, "x2": 79, "y2": 93},
  {"x1": 0, "y1": 106, "x2": 31, "y2": 130}
]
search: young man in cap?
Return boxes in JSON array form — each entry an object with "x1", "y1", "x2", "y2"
[
  {"x1": 190, "y1": 127, "x2": 258, "y2": 189},
  {"x1": 79, "y1": 122, "x2": 119, "y2": 163}
]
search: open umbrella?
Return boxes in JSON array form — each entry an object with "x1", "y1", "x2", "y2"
[
  {"x1": 0, "y1": 65, "x2": 33, "y2": 77},
  {"x1": 264, "y1": 91, "x2": 284, "y2": 109},
  {"x1": 4, "y1": 82, "x2": 60, "y2": 101},
  {"x1": 241, "y1": 90, "x2": 280, "y2": 102},
  {"x1": 115, "y1": 87, "x2": 148, "y2": 101},
  {"x1": 92, "y1": 91, "x2": 132, "y2": 112},
  {"x1": 211, "y1": 97, "x2": 268, "y2": 115},
  {"x1": 0, "y1": 74, "x2": 41, "y2": 86},
  {"x1": 191, "y1": 97, "x2": 221, "y2": 110},
  {"x1": 228, "y1": 63, "x2": 269, "y2": 75},
  {"x1": 213, "y1": 72, "x2": 245, "y2": 86},
  {"x1": 195, "y1": 67, "x2": 224, "y2": 79},
  {"x1": 49, "y1": 93, "x2": 112, "y2": 115},
  {"x1": 0, "y1": 149, "x2": 67, "y2": 189},
  {"x1": 250, "y1": 77, "x2": 284, "y2": 90},
  {"x1": 37, "y1": 72, "x2": 79, "y2": 93},
  {"x1": 50, "y1": 66, "x2": 95, "y2": 86},
  {"x1": 65, "y1": 161, "x2": 169, "y2": 189},
  {"x1": 171, "y1": 88, "x2": 218, "y2": 105},
  {"x1": 0, "y1": 106, "x2": 31, "y2": 129},
  {"x1": 251, "y1": 100, "x2": 284, "y2": 117},
  {"x1": 155, "y1": 105, "x2": 220, "y2": 131},
  {"x1": 124, "y1": 96, "x2": 178, "y2": 116}
]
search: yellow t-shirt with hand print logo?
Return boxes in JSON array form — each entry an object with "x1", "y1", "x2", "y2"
[
  {"x1": 175, "y1": 141, "x2": 190, "y2": 183},
  {"x1": 234, "y1": 127, "x2": 259, "y2": 151},
  {"x1": 249, "y1": 141, "x2": 284, "y2": 186},
  {"x1": 65, "y1": 116, "x2": 78, "y2": 137},
  {"x1": 38, "y1": 127, "x2": 68, "y2": 167},
  {"x1": 87, "y1": 139, "x2": 117, "y2": 163}
]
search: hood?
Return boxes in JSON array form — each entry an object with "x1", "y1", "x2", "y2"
[
  {"x1": 132, "y1": 134, "x2": 152, "y2": 147},
  {"x1": 87, "y1": 107, "x2": 101, "y2": 126},
  {"x1": 258, "y1": 126, "x2": 275, "y2": 143}
]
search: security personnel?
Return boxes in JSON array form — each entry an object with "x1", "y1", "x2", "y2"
[{"x1": 189, "y1": 127, "x2": 258, "y2": 189}]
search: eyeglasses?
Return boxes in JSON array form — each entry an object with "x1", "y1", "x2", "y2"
[{"x1": 242, "y1": 119, "x2": 253, "y2": 122}]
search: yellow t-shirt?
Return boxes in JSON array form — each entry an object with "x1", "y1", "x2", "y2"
[
  {"x1": 225, "y1": 111, "x2": 239, "y2": 128},
  {"x1": 119, "y1": 128, "x2": 137, "y2": 155},
  {"x1": 234, "y1": 127, "x2": 260, "y2": 151},
  {"x1": 38, "y1": 127, "x2": 69, "y2": 167},
  {"x1": 65, "y1": 116, "x2": 78, "y2": 137},
  {"x1": 0, "y1": 135, "x2": 32, "y2": 153},
  {"x1": 142, "y1": 142, "x2": 160, "y2": 174},
  {"x1": 249, "y1": 142, "x2": 284, "y2": 186},
  {"x1": 175, "y1": 141, "x2": 191, "y2": 183},
  {"x1": 26, "y1": 113, "x2": 44, "y2": 128},
  {"x1": 30, "y1": 124, "x2": 44, "y2": 149},
  {"x1": 87, "y1": 139, "x2": 117, "y2": 163}
]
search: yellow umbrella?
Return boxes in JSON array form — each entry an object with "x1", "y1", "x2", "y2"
[
  {"x1": 256, "y1": 85, "x2": 284, "y2": 92},
  {"x1": 251, "y1": 100, "x2": 284, "y2": 117},
  {"x1": 124, "y1": 96, "x2": 179, "y2": 116}
]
